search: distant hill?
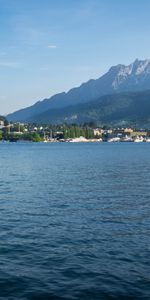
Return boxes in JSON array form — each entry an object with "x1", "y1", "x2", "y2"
[
  {"x1": 26, "y1": 90, "x2": 150, "y2": 128},
  {"x1": 7, "y1": 59, "x2": 150, "y2": 125},
  {"x1": 0, "y1": 115, "x2": 7, "y2": 122}
]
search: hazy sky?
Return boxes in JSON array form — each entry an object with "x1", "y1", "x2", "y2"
[{"x1": 0, "y1": 0, "x2": 150, "y2": 114}]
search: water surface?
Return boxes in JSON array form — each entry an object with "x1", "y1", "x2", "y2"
[{"x1": 0, "y1": 142, "x2": 150, "y2": 299}]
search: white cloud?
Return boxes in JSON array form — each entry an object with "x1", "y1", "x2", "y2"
[
  {"x1": 0, "y1": 61, "x2": 21, "y2": 68},
  {"x1": 48, "y1": 45, "x2": 57, "y2": 49}
]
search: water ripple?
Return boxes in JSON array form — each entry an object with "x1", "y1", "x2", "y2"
[{"x1": 0, "y1": 143, "x2": 150, "y2": 299}]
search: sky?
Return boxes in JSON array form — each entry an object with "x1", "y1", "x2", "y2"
[{"x1": 0, "y1": 0, "x2": 150, "y2": 114}]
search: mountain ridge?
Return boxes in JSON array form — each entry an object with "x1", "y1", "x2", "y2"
[
  {"x1": 7, "y1": 58, "x2": 150, "y2": 123},
  {"x1": 25, "y1": 89, "x2": 150, "y2": 127}
]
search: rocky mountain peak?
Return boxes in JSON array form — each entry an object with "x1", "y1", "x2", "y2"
[
  {"x1": 131, "y1": 58, "x2": 150, "y2": 75},
  {"x1": 111, "y1": 59, "x2": 150, "y2": 89}
]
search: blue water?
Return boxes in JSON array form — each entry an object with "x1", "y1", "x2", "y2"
[{"x1": 0, "y1": 142, "x2": 149, "y2": 300}]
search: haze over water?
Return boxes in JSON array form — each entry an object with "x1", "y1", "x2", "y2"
[{"x1": 0, "y1": 142, "x2": 150, "y2": 300}]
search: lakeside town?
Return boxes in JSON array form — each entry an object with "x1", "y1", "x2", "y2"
[{"x1": 1, "y1": 119, "x2": 150, "y2": 143}]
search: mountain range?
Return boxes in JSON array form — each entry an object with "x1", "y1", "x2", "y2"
[{"x1": 7, "y1": 59, "x2": 150, "y2": 126}]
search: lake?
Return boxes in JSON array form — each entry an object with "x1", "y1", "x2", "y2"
[{"x1": 0, "y1": 142, "x2": 150, "y2": 300}]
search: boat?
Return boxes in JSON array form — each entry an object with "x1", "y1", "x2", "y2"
[
  {"x1": 107, "y1": 137, "x2": 120, "y2": 142},
  {"x1": 134, "y1": 136, "x2": 144, "y2": 142}
]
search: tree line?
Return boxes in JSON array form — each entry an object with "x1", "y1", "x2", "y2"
[{"x1": 0, "y1": 124, "x2": 96, "y2": 141}]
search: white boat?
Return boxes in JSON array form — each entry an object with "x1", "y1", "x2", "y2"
[
  {"x1": 121, "y1": 135, "x2": 133, "y2": 142},
  {"x1": 107, "y1": 137, "x2": 120, "y2": 142},
  {"x1": 134, "y1": 136, "x2": 144, "y2": 142},
  {"x1": 69, "y1": 136, "x2": 88, "y2": 142}
]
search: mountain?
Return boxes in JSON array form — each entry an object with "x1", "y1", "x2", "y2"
[
  {"x1": 7, "y1": 59, "x2": 150, "y2": 123},
  {"x1": 25, "y1": 90, "x2": 150, "y2": 127},
  {"x1": 0, "y1": 115, "x2": 6, "y2": 121},
  {"x1": 0, "y1": 115, "x2": 7, "y2": 124}
]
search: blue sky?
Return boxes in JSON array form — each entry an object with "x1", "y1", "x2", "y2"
[{"x1": 0, "y1": 0, "x2": 150, "y2": 114}]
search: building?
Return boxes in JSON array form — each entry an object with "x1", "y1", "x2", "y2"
[
  {"x1": 93, "y1": 128, "x2": 103, "y2": 136},
  {"x1": 0, "y1": 120, "x2": 4, "y2": 129}
]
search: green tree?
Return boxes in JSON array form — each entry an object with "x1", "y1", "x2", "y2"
[{"x1": 31, "y1": 132, "x2": 42, "y2": 142}]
